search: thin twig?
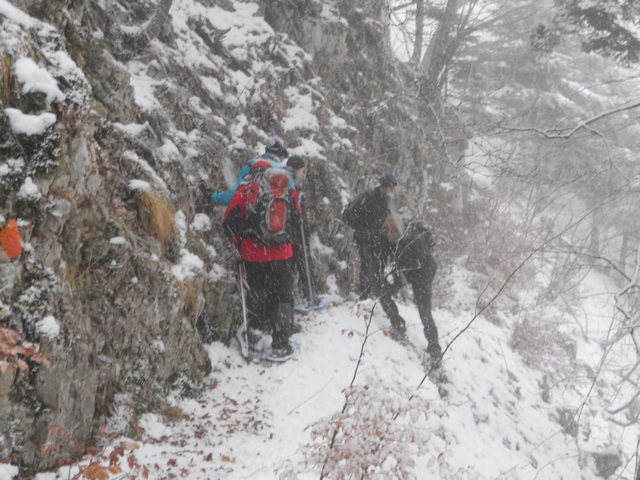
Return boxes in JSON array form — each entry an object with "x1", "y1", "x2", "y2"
[{"x1": 320, "y1": 301, "x2": 377, "y2": 479}]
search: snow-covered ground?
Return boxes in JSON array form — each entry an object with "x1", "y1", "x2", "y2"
[
  {"x1": 2, "y1": 1, "x2": 639, "y2": 478},
  {"x1": 11, "y1": 262, "x2": 634, "y2": 480}
]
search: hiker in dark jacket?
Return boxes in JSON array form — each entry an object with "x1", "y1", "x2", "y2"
[
  {"x1": 200, "y1": 136, "x2": 295, "y2": 206},
  {"x1": 286, "y1": 155, "x2": 320, "y2": 305},
  {"x1": 342, "y1": 173, "x2": 407, "y2": 336},
  {"x1": 222, "y1": 160, "x2": 302, "y2": 359},
  {"x1": 384, "y1": 220, "x2": 442, "y2": 361},
  {"x1": 343, "y1": 173, "x2": 399, "y2": 299}
]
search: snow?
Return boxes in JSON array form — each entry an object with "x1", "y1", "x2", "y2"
[
  {"x1": 14, "y1": 57, "x2": 64, "y2": 105},
  {"x1": 198, "y1": 75, "x2": 223, "y2": 99},
  {"x1": 123, "y1": 151, "x2": 168, "y2": 191},
  {"x1": 0, "y1": 0, "x2": 36, "y2": 28},
  {"x1": 109, "y1": 236, "x2": 127, "y2": 245},
  {"x1": 209, "y1": 264, "x2": 233, "y2": 286},
  {"x1": 2, "y1": 0, "x2": 639, "y2": 479},
  {"x1": 127, "y1": 61, "x2": 163, "y2": 111},
  {"x1": 113, "y1": 121, "x2": 150, "y2": 137},
  {"x1": 35, "y1": 315, "x2": 60, "y2": 339},
  {"x1": 16, "y1": 176, "x2": 41, "y2": 201},
  {"x1": 293, "y1": 136, "x2": 326, "y2": 160},
  {"x1": 5, "y1": 108, "x2": 56, "y2": 136},
  {"x1": 158, "y1": 139, "x2": 182, "y2": 164},
  {"x1": 310, "y1": 232, "x2": 334, "y2": 255},
  {"x1": 43, "y1": 50, "x2": 87, "y2": 82},
  {"x1": 282, "y1": 87, "x2": 319, "y2": 132},
  {"x1": 190, "y1": 213, "x2": 212, "y2": 232},
  {"x1": 175, "y1": 210, "x2": 188, "y2": 248},
  {"x1": 22, "y1": 261, "x2": 636, "y2": 480},
  {"x1": 128, "y1": 179, "x2": 152, "y2": 192},
  {"x1": 171, "y1": 248, "x2": 204, "y2": 281},
  {"x1": 0, "y1": 158, "x2": 23, "y2": 179},
  {"x1": 0, "y1": 464, "x2": 19, "y2": 480}
]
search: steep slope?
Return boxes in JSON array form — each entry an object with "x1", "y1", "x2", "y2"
[
  {"x1": 26, "y1": 264, "x2": 636, "y2": 480},
  {"x1": 2, "y1": 0, "x2": 633, "y2": 478},
  {"x1": 0, "y1": 0, "x2": 463, "y2": 472}
]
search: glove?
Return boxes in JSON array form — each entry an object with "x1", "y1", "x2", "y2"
[
  {"x1": 211, "y1": 191, "x2": 229, "y2": 206},
  {"x1": 198, "y1": 181, "x2": 214, "y2": 200}
]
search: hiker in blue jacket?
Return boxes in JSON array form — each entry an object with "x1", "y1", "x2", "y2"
[{"x1": 200, "y1": 136, "x2": 295, "y2": 206}]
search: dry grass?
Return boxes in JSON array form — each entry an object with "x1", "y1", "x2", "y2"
[
  {"x1": 136, "y1": 191, "x2": 175, "y2": 245},
  {"x1": 177, "y1": 280, "x2": 201, "y2": 318},
  {"x1": 1, "y1": 54, "x2": 11, "y2": 105}
]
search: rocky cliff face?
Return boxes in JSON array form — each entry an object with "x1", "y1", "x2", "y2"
[{"x1": 0, "y1": 0, "x2": 464, "y2": 472}]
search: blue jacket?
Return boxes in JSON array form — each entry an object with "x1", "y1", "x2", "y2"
[{"x1": 211, "y1": 152, "x2": 296, "y2": 206}]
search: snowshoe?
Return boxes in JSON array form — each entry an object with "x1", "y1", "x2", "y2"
[
  {"x1": 294, "y1": 296, "x2": 327, "y2": 313},
  {"x1": 236, "y1": 326, "x2": 263, "y2": 360},
  {"x1": 259, "y1": 342, "x2": 300, "y2": 363}
]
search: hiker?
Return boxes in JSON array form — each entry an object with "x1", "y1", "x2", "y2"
[
  {"x1": 383, "y1": 219, "x2": 442, "y2": 362},
  {"x1": 200, "y1": 136, "x2": 293, "y2": 206},
  {"x1": 342, "y1": 172, "x2": 405, "y2": 334},
  {"x1": 286, "y1": 155, "x2": 320, "y2": 306},
  {"x1": 222, "y1": 159, "x2": 302, "y2": 360}
]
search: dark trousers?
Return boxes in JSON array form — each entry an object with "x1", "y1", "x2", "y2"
[
  {"x1": 406, "y1": 268, "x2": 440, "y2": 357},
  {"x1": 356, "y1": 241, "x2": 386, "y2": 299},
  {"x1": 357, "y1": 240, "x2": 405, "y2": 330},
  {"x1": 244, "y1": 259, "x2": 294, "y2": 349},
  {"x1": 293, "y1": 218, "x2": 315, "y2": 301},
  {"x1": 380, "y1": 293, "x2": 406, "y2": 331}
]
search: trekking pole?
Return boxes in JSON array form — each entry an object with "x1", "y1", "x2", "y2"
[
  {"x1": 300, "y1": 219, "x2": 315, "y2": 307},
  {"x1": 238, "y1": 260, "x2": 249, "y2": 357}
]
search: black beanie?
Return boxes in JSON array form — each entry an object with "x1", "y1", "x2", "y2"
[{"x1": 287, "y1": 155, "x2": 305, "y2": 170}]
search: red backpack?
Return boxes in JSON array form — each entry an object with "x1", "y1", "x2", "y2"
[{"x1": 243, "y1": 167, "x2": 294, "y2": 245}]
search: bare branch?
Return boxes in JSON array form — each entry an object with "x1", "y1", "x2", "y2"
[{"x1": 500, "y1": 100, "x2": 640, "y2": 140}]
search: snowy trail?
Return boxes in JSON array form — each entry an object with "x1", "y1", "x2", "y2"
[{"x1": 34, "y1": 280, "x2": 631, "y2": 480}]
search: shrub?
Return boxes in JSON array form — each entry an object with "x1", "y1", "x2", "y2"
[
  {"x1": 511, "y1": 312, "x2": 577, "y2": 375},
  {"x1": 298, "y1": 381, "x2": 432, "y2": 479},
  {"x1": 0, "y1": 327, "x2": 50, "y2": 374}
]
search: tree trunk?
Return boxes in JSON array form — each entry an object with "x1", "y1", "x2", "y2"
[
  {"x1": 418, "y1": 0, "x2": 459, "y2": 93},
  {"x1": 411, "y1": 0, "x2": 425, "y2": 66}
]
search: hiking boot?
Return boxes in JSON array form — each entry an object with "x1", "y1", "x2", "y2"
[
  {"x1": 389, "y1": 326, "x2": 408, "y2": 343},
  {"x1": 427, "y1": 344, "x2": 442, "y2": 362},
  {"x1": 423, "y1": 349, "x2": 443, "y2": 370},
  {"x1": 246, "y1": 328, "x2": 263, "y2": 353},
  {"x1": 305, "y1": 295, "x2": 323, "y2": 306},
  {"x1": 269, "y1": 343, "x2": 295, "y2": 361}
]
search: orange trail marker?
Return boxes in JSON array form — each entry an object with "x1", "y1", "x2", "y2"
[{"x1": 0, "y1": 219, "x2": 22, "y2": 260}]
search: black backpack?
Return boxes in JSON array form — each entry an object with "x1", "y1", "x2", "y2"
[
  {"x1": 243, "y1": 167, "x2": 295, "y2": 245},
  {"x1": 396, "y1": 222, "x2": 435, "y2": 273},
  {"x1": 342, "y1": 191, "x2": 369, "y2": 229}
]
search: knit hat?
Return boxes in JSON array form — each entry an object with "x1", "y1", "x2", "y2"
[
  {"x1": 286, "y1": 155, "x2": 305, "y2": 171},
  {"x1": 265, "y1": 136, "x2": 288, "y2": 158},
  {"x1": 379, "y1": 172, "x2": 398, "y2": 188}
]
